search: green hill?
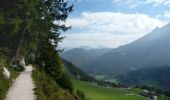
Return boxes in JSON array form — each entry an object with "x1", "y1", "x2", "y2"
[{"x1": 62, "y1": 59, "x2": 96, "y2": 82}]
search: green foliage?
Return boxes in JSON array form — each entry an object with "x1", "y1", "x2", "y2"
[
  {"x1": 62, "y1": 59, "x2": 96, "y2": 82},
  {"x1": 117, "y1": 66, "x2": 170, "y2": 90},
  {"x1": 35, "y1": 44, "x2": 74, "y2": 91},
  {"x1": 0, "y1": 59, "x2": 19, "y2": 100},
  {"x1": 76, "y1": 89, "x2": 86, "y2": 100},
  {"x1": 0, "y1": 0, "x2": 76, "y2": 99},
  {"x1": 36, "y1": 44, "x2": 63, "y2": 78},
  {"x1": 32, "y1": 67, "x2": 77, "y2": 100},
  {"x1": 0, "y1": 0, "x2": 73, "y2": 62},
  {"x1": 62, "y1": 59, "x2": 118, "y2": 89},
  {"x1": 57, "y1": 73, "x2": 74, "y2": 91}
]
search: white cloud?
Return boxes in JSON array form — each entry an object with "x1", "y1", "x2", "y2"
[
  {"x1": 66, "y1": 12, "x2": 166, "y2": 34},
  {"x1": 60, "y1": 33, "x2": 144, "y2": 48},
  {"x1": 164, "y1": 11, "x2": 170, "y2": 20},
  {"x1": 60, "y1": 12, "x2": 167, "y2": 48},
  {"x1": 145, "y1": 0, "x2": 170, "y2": 6},
  {"x1": 113, "y1": 0, "x2": 170, "y2": 7}
]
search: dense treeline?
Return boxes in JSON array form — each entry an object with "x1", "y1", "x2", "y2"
[
  {"x1": 117, "y1": 66, "x2": 170, "y2": 90},
  {"x1": 62, "y1": 59, "x2": 96, "y2": 82}
]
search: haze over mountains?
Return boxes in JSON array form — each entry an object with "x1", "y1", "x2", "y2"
[
  {"x1": 61, "y1": 23, "x2": 170, "y2": 76},
  {"x1": 86, "y1": 23, "x2": 170, "y2": 75},
  {"x1": 61, "y1": 48, "x2": 112, "y2": 68}
]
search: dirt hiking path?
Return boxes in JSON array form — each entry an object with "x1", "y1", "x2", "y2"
[{"x1": 5, "y1": 65, "x2": 36, "y2": 100}]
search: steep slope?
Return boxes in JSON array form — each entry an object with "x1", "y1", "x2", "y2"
[
  {"x1": 62, "y1": 59, "x2": 96, "y2": 82},
  {"x1": 61, "y1": 48, "x2": 111, "y2": 68},
  {"x1": 85, "y1": 23, "x2": 170, "y2": 75}
]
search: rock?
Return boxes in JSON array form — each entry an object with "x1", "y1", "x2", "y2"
[
  {"x1": 20, "y1": 57, "x2": 26, "y2": 67},
  {"x1": 3, "y1": 67, "x2": 10, "y2": 79}
]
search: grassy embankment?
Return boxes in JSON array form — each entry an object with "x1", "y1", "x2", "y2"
[
  {"x1": 0, "y1": 60, "x2": 19, "y2": 100},
  {"x1": 32, "y1": 67, "x2": 79, "y2": 100}
]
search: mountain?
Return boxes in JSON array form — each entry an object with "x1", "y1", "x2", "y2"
[
  {"x1": 116, "y1": 65, "x2": 170, "y2": 90},
  {"x1": 84, "y1": 23, "x2": 170, "y2": 75},
  {"x1": 60, "y1": 48, "x2": 112, "y2": 68},
  {"x1": 79, "y1": 46, "x2": 92, "y2": 50},
  {"x1": 62, "y1": 59, "x2": 96, "y2": 82}
]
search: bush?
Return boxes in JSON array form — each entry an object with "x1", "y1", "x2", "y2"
[
  {"x1": 56, "y1": 74, "x2": 73, "y2": 91},
  {"x1": 32, "y1": 68, "x2": 77, "y2": 100},
  {"x1": 76, "y1": 89, "x2": 86, "y2": 100},
  {"x1": 0, "y1": 59, "x2": 18, "y2": 100}
]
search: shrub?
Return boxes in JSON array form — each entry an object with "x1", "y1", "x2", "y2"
[
  {"x1": 76, "y1": 89, "x2": 86, "y2": 100},
  {"x1": 56, "y1": 74, "x2": 73, "y2": 91}
]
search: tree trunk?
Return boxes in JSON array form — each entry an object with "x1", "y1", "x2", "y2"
[{"x1": 10, "y1": 34, "x2": 24, "y2": 64}]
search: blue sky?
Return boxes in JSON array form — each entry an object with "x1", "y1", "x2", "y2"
[{"x1": 59, "y1": 0, "x2": 170, "y2": 48}]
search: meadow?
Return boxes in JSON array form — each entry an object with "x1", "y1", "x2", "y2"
[{"x1": 73, "y1": 80, "x2": 147, "y2": 100}]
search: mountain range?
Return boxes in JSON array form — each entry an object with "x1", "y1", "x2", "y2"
[
  {"x1": 84, "y1": 23, "x2": 170, "y2": 75},
  {"x1": 60, "y1": 48, "x2": 112, "y2": 69},
  {"x1": 61, "y1": 23, "x2": 170, "y2": 76}
]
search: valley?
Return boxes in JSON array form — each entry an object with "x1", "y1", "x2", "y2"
[
  {"x1": 61, "y1": 23, "x2": 170, "y2": 91},
  {"x1": 1, "y1": 0, "x2": 170, "y2": 100},
  {"x1": 73, "y1": 80, "x2": 148, "y2": 100},
  {"x1": 63, "y1": 59, "x2": 170, "y2": 100}
]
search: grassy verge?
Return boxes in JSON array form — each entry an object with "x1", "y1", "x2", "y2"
[
  {"x1": 73, "y1": 80, "x2": 148, "y2": 100},
  {"x1": 0, "y1": 61, "x2": 19, "y2": 100},
  {"x1": 32, "y1": 67, "x2": 78, "y2": 100}
]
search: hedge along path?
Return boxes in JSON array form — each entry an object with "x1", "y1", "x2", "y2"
[{"x1": 5, "y1": 65, "x2": 36, "y2": 100}]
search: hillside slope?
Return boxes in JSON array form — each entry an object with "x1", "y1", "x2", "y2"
[
  {"x1": 117, "y1": 65, "x2": 170, "y2": 90},
  {"x1": 61, "y1": 60, "x2": 147, "y2": 100},
  {"x1": 62, "y1": 59, "x2": 96, "y2": 82}
]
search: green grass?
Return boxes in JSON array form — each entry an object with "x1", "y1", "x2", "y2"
[
  {"x1": 32, "y1": 67, "x2": 77, "y2": 100},
  {"x1": 73, "y1": 80, "x2": 148, "y2": 100},
  {"x1": 0, "y1": 60, "x2": 19, "y2": 100}
]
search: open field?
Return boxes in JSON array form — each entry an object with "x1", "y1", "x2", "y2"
[{"x1": 73, "y1": 80, "x2": 148, "y2": 100}]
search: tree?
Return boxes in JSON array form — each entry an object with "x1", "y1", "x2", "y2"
[
  {"x1": 0, "y1": 0, "x2": 74, "y2": 91},
  {"x1": 0, "y1": 0, "x2": 73, "y2": 63}
]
